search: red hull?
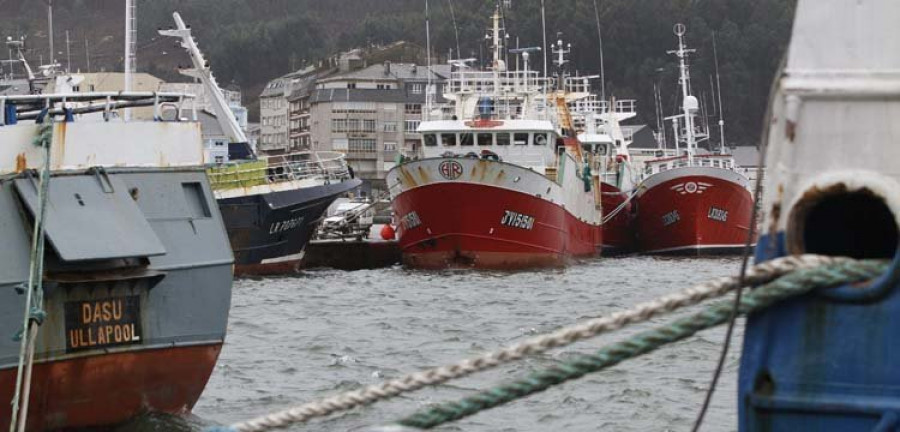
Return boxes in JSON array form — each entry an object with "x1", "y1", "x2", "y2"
[
  {"x1": 0, "y1": 344, "x2": 221, "y2": 431},
  {"x1": 635, "y1": 170, "x2": 753, "y2": 254},
  {"x1": 393, "y1": 182, "x2": 602, "y2": 269},
  {"x1": 600, "y1": 182, "x2": 634, "y2": 254}
]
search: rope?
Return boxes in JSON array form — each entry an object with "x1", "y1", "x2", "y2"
[
  {"x1": 9, "y1": 117, "x2": 52, "y2": 432},
  {"x1": 211, "y1": 254, "x2": 846, "y2": 432},
  {"x1": 600, "y1": 187, "x2": 638, "y2": 225},
  {"x1": 396, "y1": 259, "x2": 889, "y2": 429}
]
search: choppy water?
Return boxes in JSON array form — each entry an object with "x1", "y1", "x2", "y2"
[{"x1": 127, "y1": 257, "x2": 748, "y2": 431}]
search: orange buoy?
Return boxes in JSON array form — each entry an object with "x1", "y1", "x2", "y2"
[{"x1": 380, "y1": 224, "x2": 396, "y2": 240}]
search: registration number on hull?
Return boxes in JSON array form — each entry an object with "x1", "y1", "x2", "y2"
[
  {"x1": 501, "y1": 210, "x2": 535, "y2": 230},
  {"x1": 65, "y1": 296, "x2": 143, "y2": 353}
]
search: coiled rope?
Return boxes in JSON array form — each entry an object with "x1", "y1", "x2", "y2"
[
  {"x1": 9, "y1": 116, "x2": 52, "y2": 432},
  {"x1": 211, "y1": 254, "x2": 859, "y2": 432}
]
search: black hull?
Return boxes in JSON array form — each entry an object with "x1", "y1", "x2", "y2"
[{"x1": 217, "y1": 179, "x2": 362, "y2": 274}]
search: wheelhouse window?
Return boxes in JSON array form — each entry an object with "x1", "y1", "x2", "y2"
[
  {"x1": 514, "y1": 133, "x2": 529, "y2": 145},
  {"x1": 496, "y1": 133, "x2": 510, "y2": 146},
  {"x1": 534, "y1": 133, "x2": 548, "y2": 146},
  {"x1": 659, "y1": 163, "x2": 669, "y2": 171},
  {"x1": 460, "y1": 133, "x2": 474, "y2": 146},
  {"x1": 478, "y1": 133, "x2": 493, "y2": 146},
  {"x1": 441, "y1": 133, "x2": 457, "y2": 146},
  {"x1": 424, "y1": 134, "x2": 437, "y2": 147}
]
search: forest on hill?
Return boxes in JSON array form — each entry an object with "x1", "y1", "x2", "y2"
[{"x1": 0, "y1": 0, "x2": 796, "y2": 145}]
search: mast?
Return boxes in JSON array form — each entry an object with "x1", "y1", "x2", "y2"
[
  {"x1": 425, "y1": 0, "x2": 433, "y2": 117},
  {"x1": 124, "y1": 0, "x2": 136, "y2": 120},
  {"x1": 713, "y1": 32, "x2": 726, "y2": 155},
  {"x1": 668, "y1": 23, "x2": 697, "y2": 162},
  {"x1": 592, "y1": 0, "x2": 606, "y2": 101},
  {"x1": 46, "y1": 1, "x2": 54, "y2": 67},
  {"x1": 540, "y1": 0, "x2": 548, "y2": 79}
]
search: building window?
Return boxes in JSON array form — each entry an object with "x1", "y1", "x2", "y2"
[
  {"x1": 349, "y1": 139, "x2": 377, "y2": 153},
  {"x1": 332, "y1": 102, "x2": 376, "y2": 114},
  {"x1": 347, "y1": 83, "x2": 357, "y2": 89},
  {"x1": 332, "y1": 118, "x2": 347, "y2": 132},
  {"x1": 362, "y1": 119, "x2": 376, "y2": 133},
  {"x1": 410, "y1": 83, "x2": 424, "y2": 94},
  {"x1": 405, "y1": 103, "x2": 422, "y2": 115},
  {"x1": 384, "y1": 141, "x2": 398, "y2": 152},
  {"x1": 405, "y1": 120, "x2": 421, "y2": 132},
  {"x1": 332, "y1": 138, "x2": 349, "y2": 151},
  {"x1": 377, "y1": 83, "x2": 392, "y2": 90},
  {"x1": 383, "y1": 122, "x2": 398, "y2": 132},
  {"x1": 214, "y1": 155, "x2": 225, "y2": 164}
]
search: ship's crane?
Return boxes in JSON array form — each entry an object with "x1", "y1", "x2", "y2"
[{"x1": 159, "y1": 13, "x2": 248, "y2": 146}]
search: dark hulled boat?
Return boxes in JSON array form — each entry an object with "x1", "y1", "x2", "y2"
[
  {"x1": 210, "y1": 153, "x2": 361, "y2": 275},
  {"x1": 161, "y1": 15, "x2": 361, "y2": 276}
]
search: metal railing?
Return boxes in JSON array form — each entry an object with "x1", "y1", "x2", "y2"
[
  {"x1": 0, "y1": 91, "x2": 196, "y2": 125},
  {"x1": 447, "y1": 70, "x2": 552, "y2": 96},
  {"x1": 208, "y1": 151, "x2": 352, "y2": 189}
]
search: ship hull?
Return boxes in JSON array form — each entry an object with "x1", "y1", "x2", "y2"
[
  {"x1": 217, "y1": 179, "x2": 362, "y2": 276},
  {"x1": 0, "y1": 169, "x2": 234, "y2": 430},
  {"x1": 600, "y1": 182, "x2": 634, "y2": 254},
  {"x1": 635, "y1": 167, "x2": 753, "y2": 255},
  {"x1": 0, "y1": 345, "x2": 221, "y2": 430},
  {"x1": 388, "y1": 158, "x2": 602, "y2": 269}
]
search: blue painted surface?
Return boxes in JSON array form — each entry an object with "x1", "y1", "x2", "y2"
[
  {"x1": 739, "y1": 233, "x2": 900, "y2": 431},
  {"x1": 2, "y1": 103, "x2": 16, "y2": 125}
]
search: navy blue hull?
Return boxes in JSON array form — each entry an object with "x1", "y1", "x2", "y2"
[{"x1": 217, "y1": 179, "x2": 361, "y2": 274}]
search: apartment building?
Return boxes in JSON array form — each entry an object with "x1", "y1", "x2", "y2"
[{"x1": 308, "y1": 61, "x2": 448, "y2": 190}]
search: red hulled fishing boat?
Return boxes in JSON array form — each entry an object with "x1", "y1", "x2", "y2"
[
  {"x1": 386, "y1": 8, "x2": 602, "y2": 269},
  {"x1": 634, "y1": 25, "x2": 753, "y2": 255}
]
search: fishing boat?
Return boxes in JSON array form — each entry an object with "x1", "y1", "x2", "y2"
[
  {"x1": 0, "y1": 90, "x2": 233, "y2": 429},
  {"x1": 634, "y1": 25, "x2": 753, "y2": 255},
  {"x1": 573, "y1": 97, "x2": 640, "y2": 254},
  {"x1": 386, "y1": 7, "x2": 602, "y2": 269},
  {"x1": 160, "y1": 14, "x2": 362, "y2": 276},
  {"x1": 740, "y1": 0, "x2": 900, "y2": 429}
]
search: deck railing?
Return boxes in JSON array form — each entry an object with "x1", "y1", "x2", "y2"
[{"x1": 208, "y1": 151, "x2": 352, "y2": 190}]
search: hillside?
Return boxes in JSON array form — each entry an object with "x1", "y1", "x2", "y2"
[{"x1": 0, "y1": 0, "x2": 796, "y2": 145}]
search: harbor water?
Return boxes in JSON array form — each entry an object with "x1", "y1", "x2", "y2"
[{"x1": 123, "y1": 257, "x2": 746, "y2": 431}]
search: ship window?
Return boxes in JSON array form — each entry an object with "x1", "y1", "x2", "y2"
[
  {"x1": 713, "y1": 160, "x2": 721, "y2": 168},
  {"x1": 514, "y1": 133, "x2": 529, "y2": 145},
  {"x1": 424, "y1": 134, "x2": 437, "y2": 147},
  {"x1": 441, "y1": 133, "x2": 457, "y2": 146},
  {"x1": 496, "y1": 133, "x2": 510, "y2": 146},
  {"x1": 534, "y1": 133, "x2": 548, "y2": 146},
  {"x1": 645, "y1": 166, "x2": 653, "y2": 175},
  {"x1": 460, "y1": 133, "x2": 474, "y2": 146},
  {"x1": 659, "y1": 164, "x2": 668, "y2": 171},
  {"x1": 478, "y1": 133, "x2": 493, "y2": 146}
]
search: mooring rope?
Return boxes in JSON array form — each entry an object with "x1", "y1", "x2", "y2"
[
  {"x1": 600, "y1": 187, "x2": 639, "y2": 225},
  {"x1": 211, "y1": 254, "x2": 850, "y2": 432},
  {"x1": 9, "y1": 117, "x2": 53, "y2": 432},
  {"x1": 395, "y1": 259, "x2": 889, "y2": 429}
]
